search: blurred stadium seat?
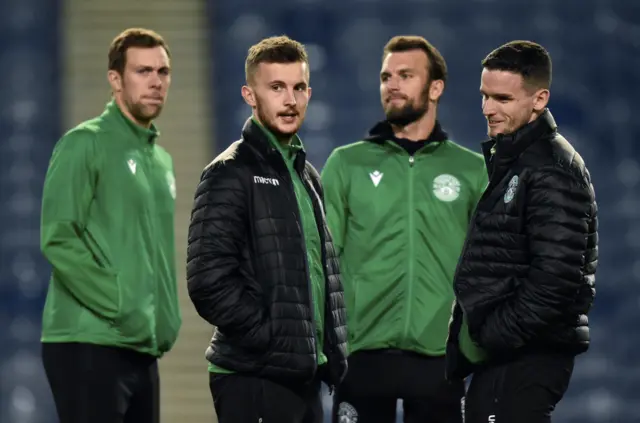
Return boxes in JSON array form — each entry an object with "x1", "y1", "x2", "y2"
[
  {"x1": 209, "y1": 1, "x2": 639, "y2": 422},
  {"x1": 0, "y1": 1, "x2": 637, "y2": 422},
  {"x1": 0, "y1": 0, "x2": 61, "y2": 421}
]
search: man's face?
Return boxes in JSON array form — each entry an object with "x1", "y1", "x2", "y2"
[
  {"x1": 243, "y1": 61, "x2": 311, "y2": 140},
  {"x1": 111, "y1": 46, "x2": 171, "y2": 126},
  {"x1": 380, "y1": 50, "x2": 432, "y2": 126},
  {"x1": 480, "y1": 68, "x2": 547, "y2": 137}
]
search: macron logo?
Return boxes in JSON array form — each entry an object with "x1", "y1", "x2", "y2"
[
  {"x1": 253, "y1": 176, "x2": 280, "y2": 186},
  {"x1": 369, "y1": 170, "x2": 383, "y2": 187}
]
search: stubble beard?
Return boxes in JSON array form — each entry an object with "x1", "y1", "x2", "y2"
[
  {"x1": 385, "y1": 84, "x2": 430, "y2": 127},
  {"x1": 128, "y1": 101, "x2": 163, "y2": 126},
  {"x1": 256, "y1": 103, "x2": 299, "y2": 140},
  {"x1": 121, "y1": 80, "x2": 163, "y2": 126}
]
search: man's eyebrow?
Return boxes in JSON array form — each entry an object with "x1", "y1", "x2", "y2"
[
  {"x1": 134, "y1": 65, "x2": 171, "y2": 71},
  {"x1": 480, "y1": 89, "x2": 514, "y2": 99}
]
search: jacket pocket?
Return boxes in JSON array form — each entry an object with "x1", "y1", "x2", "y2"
[
  {"x1": 112, "y1": 272, "x2": 155, "y2": 346},
  {"x1": 222, "y1": 317, "x2": 272, "y2": 353}
]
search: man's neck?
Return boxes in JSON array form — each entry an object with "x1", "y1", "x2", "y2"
[
  {"x1": 391, "y1": 109, "x2": 437, "y2": 142},
  {"x1": 277, "y1": 136, "x2": 293, "y2": 146}
]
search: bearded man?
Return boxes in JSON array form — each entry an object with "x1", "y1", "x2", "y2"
[{"x1": 321, "y1": 35, "x2": 487, "y2": 423}]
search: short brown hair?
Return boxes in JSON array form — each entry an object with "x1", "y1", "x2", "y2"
[
  {"x1": 245, "y1": 35, "x2": 309, "y2": 83},
  {"x1": 383, "y1": 36, "x2": 448, "y2": 83},
  {"x1": 108, "y1": 28, "x2": 170, "y2": 74},
  {"x1": 482, "y1": 40, "x2": 552, "y2": 90}
]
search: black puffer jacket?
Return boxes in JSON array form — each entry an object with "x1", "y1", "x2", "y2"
[
  {"x1": 447, "y1": 110, "x2": 598, "y2": 379},
  {"x1": 186, "y1": 118, "x2": 348, "y2": 388}
]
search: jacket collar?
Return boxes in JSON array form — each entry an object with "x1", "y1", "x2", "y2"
[
  {"x1": 241, "y1": 117, "x2": 307, "y2": 174},
  {"x1": 102, "y1": 99, "x2": 159, "y2": 145},
  {"x1": 364, "y1": 119, "x2": 449, "y2": 145},
  {"x1": 481, "y1": 108, "x2": 557, "y2": 168}
]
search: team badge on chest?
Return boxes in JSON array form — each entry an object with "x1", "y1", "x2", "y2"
[
  {"x1": 433, "y1": 174, "x2": 461, "y2": 202},
  {"x1": 504, "y1": 174, "x2": 519, "y2": 204}
]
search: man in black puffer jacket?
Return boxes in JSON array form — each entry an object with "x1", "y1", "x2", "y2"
[
  {"x1": 186, "y1": 36, "x2": 348, "y2": 423},
  {"x1": 446, "y1": 40, "x2": 598, "y2": 423}
]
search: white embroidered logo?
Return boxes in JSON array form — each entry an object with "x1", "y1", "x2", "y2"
[
  {"x1": 127, "y1": 159, "x2": 137, "y2": 174},
  {"x1": 253, "y1": 176, "x2": 279, "y2": 186},
  {"x1": 433, "y1": 174, "x2": 461, "y2": 202},
  {"x1": 337, "y1": 402, "x2": 358, "y2": 423},
  {"x1": 166, "y1": 171, "x2": 176, "y2": 199},
  {"x1": 369, "y1": 170, "x2": 383, "y2": 187},
  {"x1": 504, "y1": 175, "x2": 519, "y2": 204}
]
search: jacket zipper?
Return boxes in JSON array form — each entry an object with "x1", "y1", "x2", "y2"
[
  {"x1": 303, "y1": 178, "x2": 335, "y2": 391},
  {"x1": 297, "y1": 188, "x2": 319, "y2": 380},
  {"x1": 144, "y1": 142, "x2": 159, "y2": 352},
  {"x1": 402, "y1": 154, "x2": 416, "y2": 341},
  {"x1": 283, "y1": 167, "x2": 318, "y2": 381}
]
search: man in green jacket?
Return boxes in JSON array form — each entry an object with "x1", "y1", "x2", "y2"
[
  {"x1": 39, "y1": 28, "x2": 181, "y2": 423},
  {"x1": 322, "y1": 36, "x2": 488, "y2": 423}
]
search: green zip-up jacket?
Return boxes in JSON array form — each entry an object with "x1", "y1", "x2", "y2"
[
  {"x1": 40, "y1": 100, "x2": 182, "y2": 357},
  {"x1": 321, "y1": 121, "x2": 488, "y2": 357},
  {"x1": 209, "y1": 118, "x2": 327, "y2": 373}
]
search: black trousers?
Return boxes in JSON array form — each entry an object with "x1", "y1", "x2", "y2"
[
  {"x1": 210, "y1": 372, "x2": 323, "y2": 423},
  {"x1": 332, "y1": 350, "x2": 465, "y2": 423},
  {"x1": 465, "y1": 352, "x2": 575, "y2": 423},
  {"x1": 42, "y1": 342, "x2": 159, "y2": 423}
]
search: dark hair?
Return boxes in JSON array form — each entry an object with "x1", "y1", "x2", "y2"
[
  {"x1": 482, "y1": 40, "x2": 552, "y2": 90},
  {"x1": 108, "y1": 28, "x2": 170, "y2": 74},
  {"x1": 382, "y1": 35, "x2": 448, "y2": 83},
  {"x1": 245, "y1": 35, "x2": 309, "y2": 83}
]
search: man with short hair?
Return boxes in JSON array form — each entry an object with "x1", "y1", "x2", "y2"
[
  {"x1": 321, "y1": 35, "x2": 487, "y2": 423},
  {"x1": 186, "y1": 35, "x2": 348, "y2": 423},
  {"x1": 446, "y1": 40, "x2": 598, "y2": 423},
  {"x1": 40, "y1": 28, "x2": 182, "y2": 423}
]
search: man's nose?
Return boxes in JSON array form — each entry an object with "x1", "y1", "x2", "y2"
[
  {"x1": 283, "y1": 89, "x2": 297, "y2": 106},
  {"x1": 150, "y1": 72, "x2": 162, "y2": 88},
  {"x1": 482, "y1": 98, "x2": 495, "y2": 116},
  {"x1": 386, "y1": 76, "x2": 400, "y2": 91}
]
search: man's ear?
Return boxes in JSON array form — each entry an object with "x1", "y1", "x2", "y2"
[
  {"x1": 241, "y1": 85, "x2": 256, "y2": 107},
  {"x1": 429, "y1": 79, "x2": 445, "y2": 102},
  {"x1": 107, "y1": 70, "x2": 123, "y2": 93},
  {"x1": 532, "y1": 88, "x2": 550, "y2": 112}
]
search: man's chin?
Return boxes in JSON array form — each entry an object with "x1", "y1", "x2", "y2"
[
  {"x1": 273, "y1": 122, "x2": 301, "y2": 137},
  {"x1": 385, "y1": 108, "x2": 425, "y2": 127},
  {"x1": 135, "y1": 106, "x2": 163, "y2": 121}
]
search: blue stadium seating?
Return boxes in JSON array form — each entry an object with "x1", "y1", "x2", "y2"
[
  {"x1": 209, "y1": 1, "x2": 639, "y2": 422},
  {"x1": 0, "y1": 0, "x2": 61, "y2": 421}
]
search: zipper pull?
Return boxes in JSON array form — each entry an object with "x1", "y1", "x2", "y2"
[{"x1": 409, "y1": 156, "x2": 415, "y2": 166}]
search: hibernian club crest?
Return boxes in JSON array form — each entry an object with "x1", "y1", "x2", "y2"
[
  {"x1": 504, "y1": 175, "x2": 519, "y2": 204},
  {"x1": 337, "y1": 402, "x2": 358, "y2": 423},
  {"x1": 433, "y1": 174, "x2": 461, "y2": 202}
]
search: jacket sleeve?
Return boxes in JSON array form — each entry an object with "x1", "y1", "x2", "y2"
[
  {"x1": 186, "y1": 161, "x2": 267, "y2": 336},
  {"x1": 476, "y1": 167, "x2": 596, "y2": 352},
  {"x1": 321, "y1": 150, "x2": 348, "y2": 256},
  {"x1": 40, "y1": 130, "x2": 120, "y2": 320}
]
